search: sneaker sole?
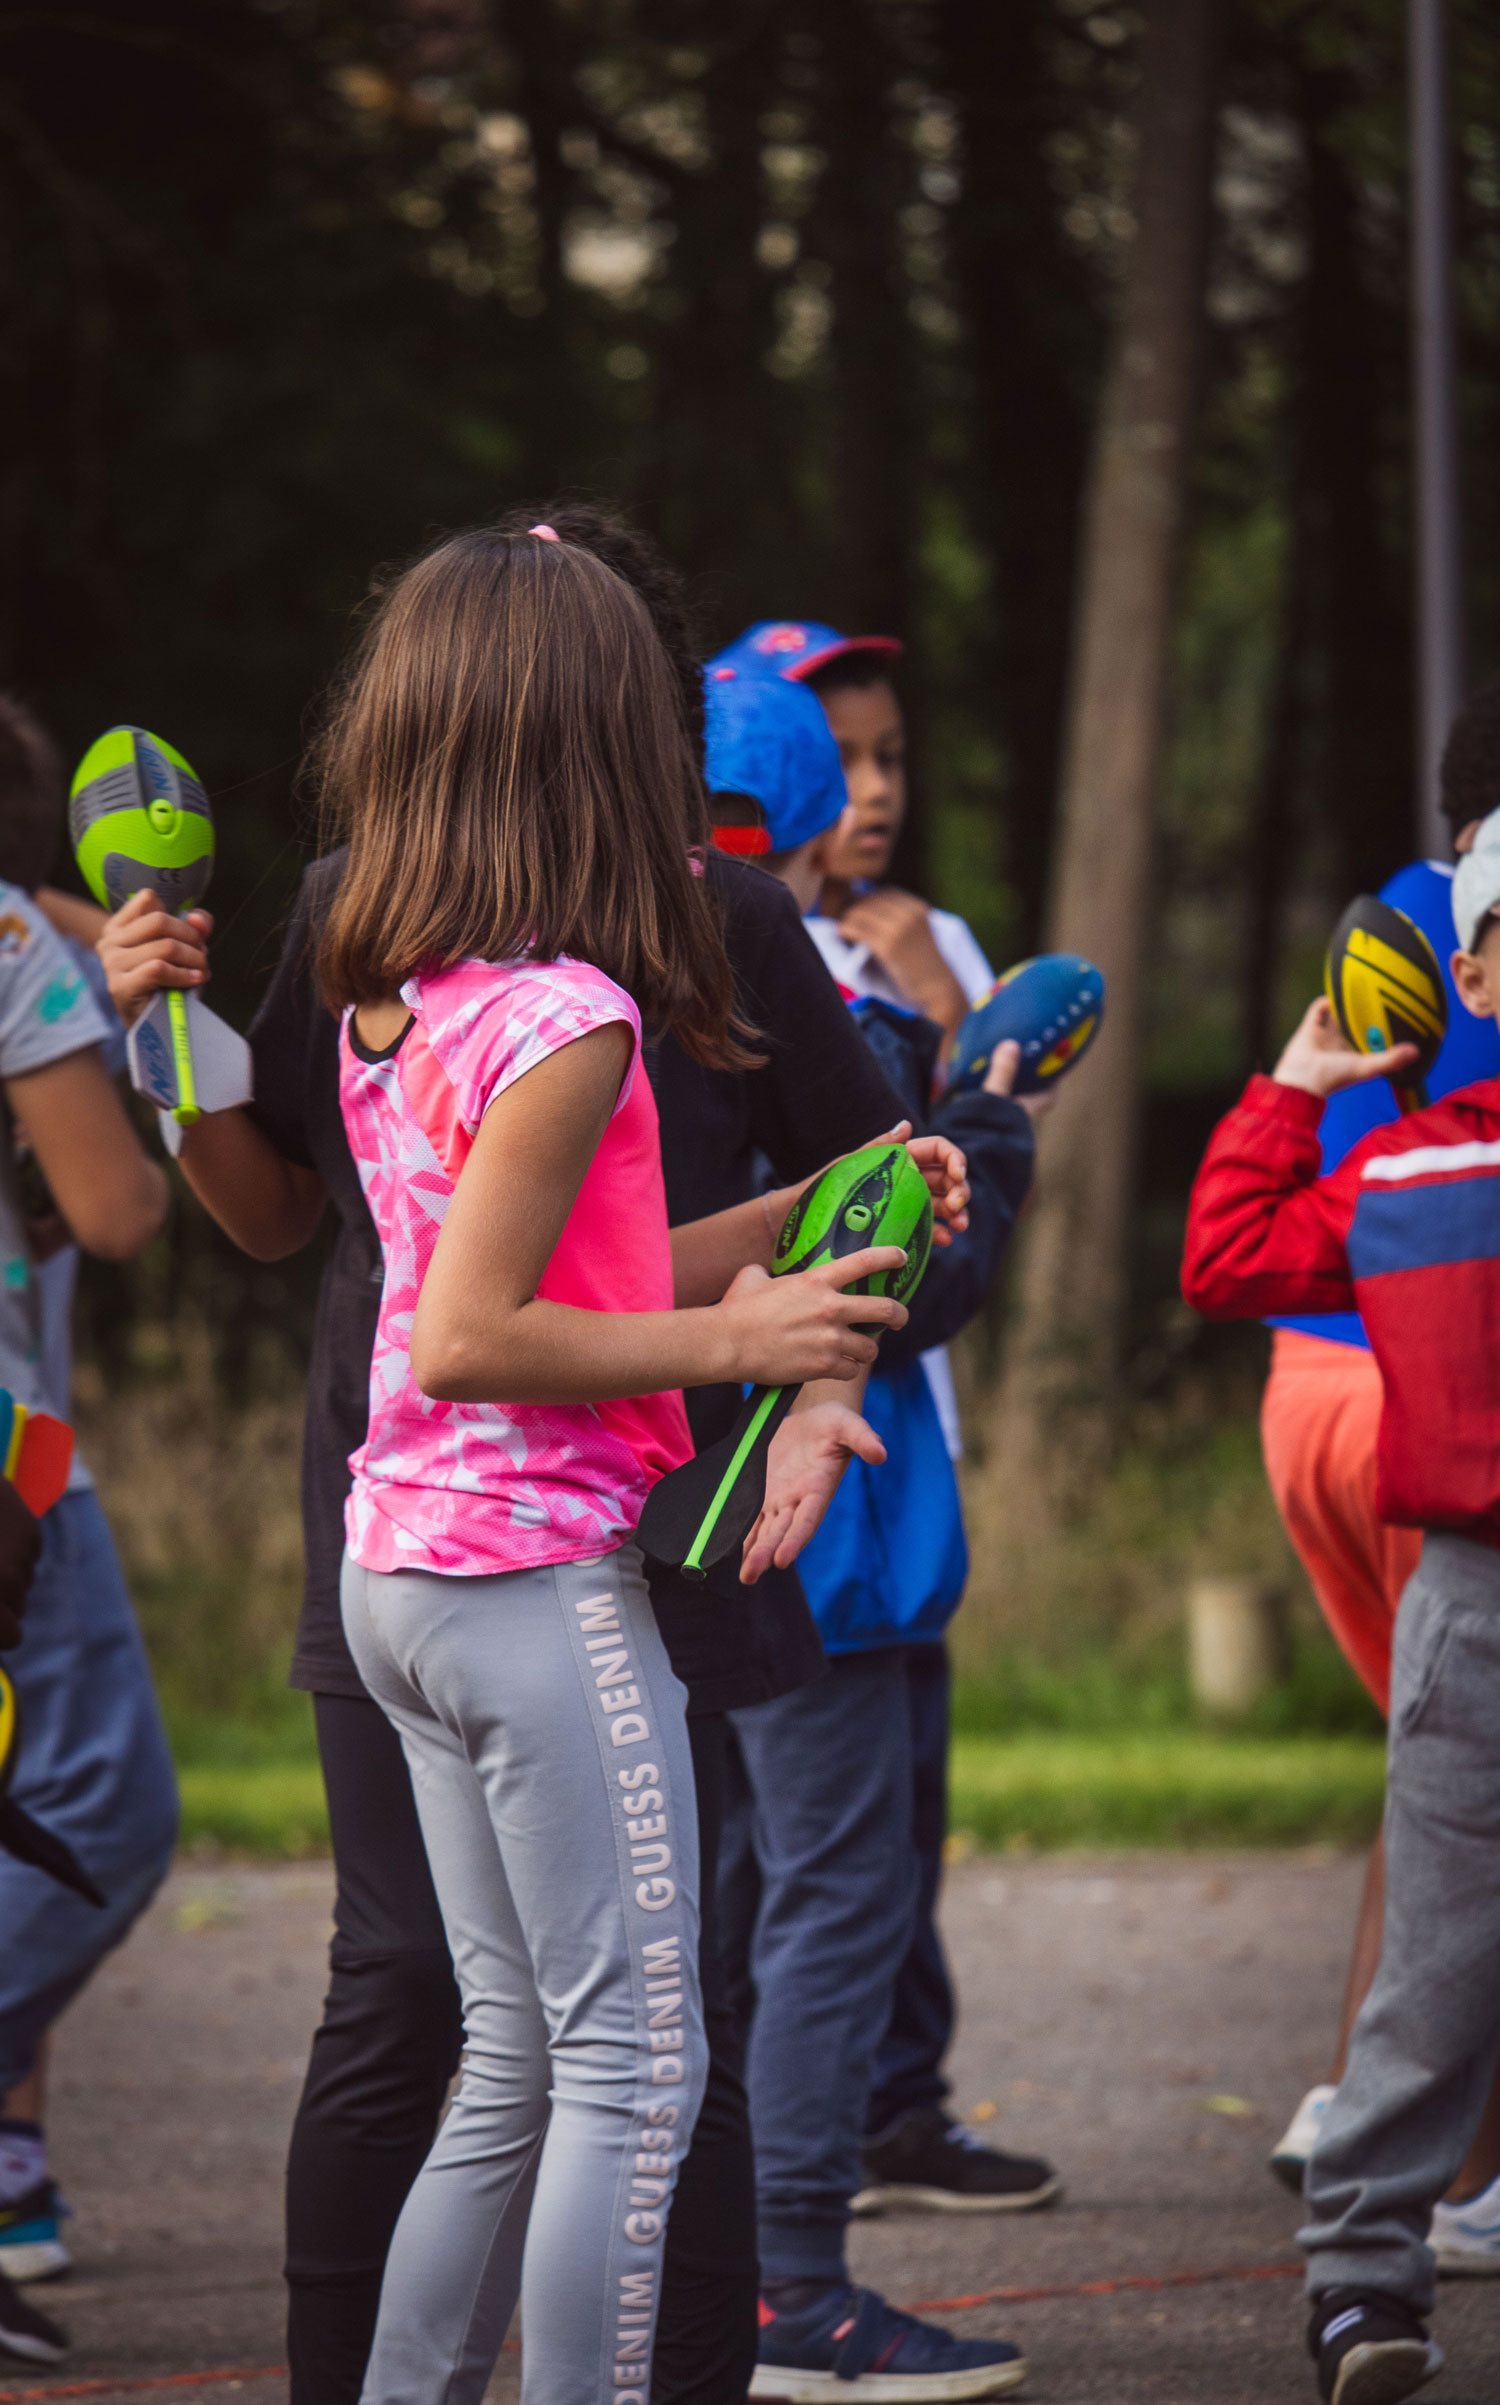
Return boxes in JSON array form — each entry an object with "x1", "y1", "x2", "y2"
[
  {"x1": 0, "y1": 2238, "x2": 71, "y2": 2283},
  {"x1": 1330, "y1": 2338, "x2": 1444, "y2": 2405},
  {"x1": 1267, "y1": 2150, "x2": 1308, "y2": 2196},
  {"x1": 0, "y1": 2324, "x2": 68, "y2": 2367},
  {"x1": 1432, "y1": 2240, "x2": 1500, "y2": 2277},
  {"x1": 850, "y1": 2176, "x2": 1063, "y2": 2219},
  {"x1": 751, "y1": 2359, "x2": 1027, "y2": 2402}
]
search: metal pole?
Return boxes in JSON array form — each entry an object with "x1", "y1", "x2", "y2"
[{"x1": 1409, "y1": 0, "x2": 1465, "y2": 859}]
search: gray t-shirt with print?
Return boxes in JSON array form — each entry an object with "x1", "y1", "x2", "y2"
[{"x1": 0, "y1": 886, "x2": 110, "y2": 1428}]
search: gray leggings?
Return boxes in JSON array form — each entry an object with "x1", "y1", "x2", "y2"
[{"x1": 341, "y1": 1542, "x2": 707, "y2": 2405}]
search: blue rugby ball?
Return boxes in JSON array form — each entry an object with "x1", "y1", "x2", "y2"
[{"x1": 944, "y1": 954, "x2": 1105, "y2": 1097}]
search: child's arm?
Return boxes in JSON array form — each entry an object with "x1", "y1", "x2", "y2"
[
  {"x1": 412, "y1": 1025, "x2": 911, "y2": 1406},
  {"x1": 176, "y1": 1112, "x2": 326, "y2": 1260},
  {"x1": 8, "y1": 1051, "x2": 167, "y2": 1260},
  {"x1": 1182, "y1": 998, "x2": 1415, "y2": 1319},
  {"x1": 97, "y1": 891, "x2": 326, "y2": 1260},
  {"x1": 35, "y1": 890, "x2": 108, "y2": 949}
]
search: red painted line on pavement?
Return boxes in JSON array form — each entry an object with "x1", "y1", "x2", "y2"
[
  {"x1": 0, "y1": 2262, "x2": 1305, "y2": 2398},
  {"x1": 907, "y1": 2261, "x2": 1303, "y2": 2312},
  {"x1": 0, "y1": 2330, "x2": 532, "y2": 2402}
]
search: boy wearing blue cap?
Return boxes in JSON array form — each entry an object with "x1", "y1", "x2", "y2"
[
  {"x1": 702, "y1": 666, "x2": 847, "y2": 907},
  {"x1": 719, "y1": 625, "x2": 1054, "y2": 2227},
  {"x1": 706, "y1": 651, "x2": 1051, "y2": 2399},
  {"x1": 711, "y1": 624, "x2": 990, "y2": 1036}
]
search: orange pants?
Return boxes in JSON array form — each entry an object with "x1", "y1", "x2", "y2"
[{"x1": 1259, "y1": 1328, "x2": 1421, "y2": 1717}]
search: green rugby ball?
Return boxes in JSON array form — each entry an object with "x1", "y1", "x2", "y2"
[
  {"x1": 69, "y1": 725, "x2": 214, "y2": 916},
  {"x1": 773, "y1": 1142, "x2": 933, "y2": 1324}
]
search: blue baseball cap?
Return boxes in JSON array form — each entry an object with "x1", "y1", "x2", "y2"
[
  {"x1": 703, "y1": 668, "x2": 847, "y2": 854},
  {"x1": 709, "y1": 620, "x2": 903, "y2": 683}
]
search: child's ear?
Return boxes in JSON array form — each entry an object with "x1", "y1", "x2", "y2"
[{"x1": 1451, "y1": 947, "x2": 1497, "y2": 1020}]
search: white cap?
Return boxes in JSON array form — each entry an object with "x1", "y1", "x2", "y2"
[{"x1": 1451, "y1": 807, "x2": 1500, "y2": 953}]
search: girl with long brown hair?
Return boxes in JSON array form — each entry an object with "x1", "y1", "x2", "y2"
[{"x1": 315, "y1": 525, "x2": 915, "y2": 2405}]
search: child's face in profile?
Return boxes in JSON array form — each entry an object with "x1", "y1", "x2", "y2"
[
  {"x1": 1452, "y1": 915, "x2": 1500, "y2": 1021},
  {"x1": 815, "y1": 681, "x2": 907, "y2": 885}
]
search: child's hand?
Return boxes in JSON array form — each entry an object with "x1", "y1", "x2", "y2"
[
  {"x1": 982, "y1": 1038, "x2": 1056, "y2": 1123},
  {"x1": 838, "y1": 889, "x2": 970, "y2": 1036},
  {"x1": 1272, "y1": 997, "x2": 1418, "y2": 1099},
  {"x1": 97, "y1": 890, "x2": 212, "y2": 1028},
  {"x1": 740, "y1": 1401, "x2": 887, "y2": 1585},
  {"x1": 718, "y1": 1252, "x2": 909, "y2": 1386},
  {"x1": 873, "y1": 1119, "x2": 969, "y2": 1246}
]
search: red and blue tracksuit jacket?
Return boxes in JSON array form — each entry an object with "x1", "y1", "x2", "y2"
[{"x1": 1183, "y1": 1072, "x2": 1500, "y2": 1548}]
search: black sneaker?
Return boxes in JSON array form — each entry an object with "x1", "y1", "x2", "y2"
[
  {"x1": 0, "y1": 2266, "x2": 68, "y2": 2364},
  {"x1": 1308, "y1": 2289, "x2": 1443, "y2": 2405},
  {"x1": 853, "y1": 2107, "x2": 1062, "y2": 2218}
]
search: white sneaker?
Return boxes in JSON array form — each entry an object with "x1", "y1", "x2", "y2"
[
  {"x1": 0, "y1": 2183, "x2": 71, "y2": 2286},
  {"x1": 1269, "y1": 2083, "x2": 1336, "y2": 2194},
  {"x1": 1431, "y1": 2170, "x2": 1500, "y2": 2275}
]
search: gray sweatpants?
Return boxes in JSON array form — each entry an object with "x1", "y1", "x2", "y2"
[
  {"x1": 341, "y1": 1542, "x2": 707, "y2": 2405},
  {"x1": 1303, "y1": 1530, "x2": 1500, "y2": 2312}
]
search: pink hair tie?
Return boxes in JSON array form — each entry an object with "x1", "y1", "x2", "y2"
[{"x1": 529, "y1": 523, "x2": 560, "y2": 542}]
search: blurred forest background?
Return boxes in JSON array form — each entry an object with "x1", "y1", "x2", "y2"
[{"x1": 4, "y1": 0, "x2": 1498, "y2": 1782}]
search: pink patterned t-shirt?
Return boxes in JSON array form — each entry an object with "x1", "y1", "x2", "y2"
[{"x1": 339, "y1": 954, "x2": 693, "y2": 1578}]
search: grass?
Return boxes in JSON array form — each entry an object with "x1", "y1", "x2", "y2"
[
  {"x1": 166, "y1": 1682, "x2": 328, "y2": 1857},
  {"x1": 167, "y1": 1727, "x2": 1387, "y2": 1862},
  {"x1": 177, "y1": 1759, "x2": 330, "y2": 1856},
  {"x1": 948, "y1": 1731, "x2": 1385, "y2": 1853}
]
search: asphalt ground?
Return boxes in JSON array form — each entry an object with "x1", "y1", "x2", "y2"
[{"x1": 15, "y1": 1850, "x2": 1499, "y2": 2405}]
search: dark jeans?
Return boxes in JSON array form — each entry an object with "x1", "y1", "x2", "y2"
[
  {"x1": 0, "y1": 1492, "x2": 178, "y2": 2091},
  {"x1": 866, "y1": 1642, "x2": 956, "y2": 2134},
  {"x1": 284, "y1": 1693, "x2": 755, "y2": 2405},
  {"x1": 720, "y1": 1650, "x2": 920, "y2": 2283}
]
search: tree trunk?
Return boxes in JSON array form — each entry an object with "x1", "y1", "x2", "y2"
[
  {"x1": 981, "y1": 0, "x2": 1220, "y2": 1519},
  {"x1": 634, "y1": 7, "x2": 794, "y2": 639},
  {"x1": 812, "y1": 0, "x2": 926, "y2": 882},
  {"x1": 1241, "y1": 513, "x2": 1307, "y2": 1075},
  {"x1": 937, "y1": 0, "x2": 1096, "y2": 952},
  {"x1": 1243, "y1": 43, "x2": 1414, "y2": 1074},
  {"x1": 505, "y1": 0, "x2": 591, "y2": 494},
  {"x1": 1298, "y1": 60, "x2": 1412, "y2": 900}
]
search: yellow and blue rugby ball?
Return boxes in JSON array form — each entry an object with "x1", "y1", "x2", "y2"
[{"x1": 1324, "y1": 895, "x2": 1445, "y2": 1096}]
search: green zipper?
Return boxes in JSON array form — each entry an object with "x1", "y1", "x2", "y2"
[{"x1": 683, "y1": 1385, "x2": 784, "y2": 1573}]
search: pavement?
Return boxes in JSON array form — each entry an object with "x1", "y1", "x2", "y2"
[{"x1": 17, "y1": 1849, "x2": 1498, "y2": 2405}]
